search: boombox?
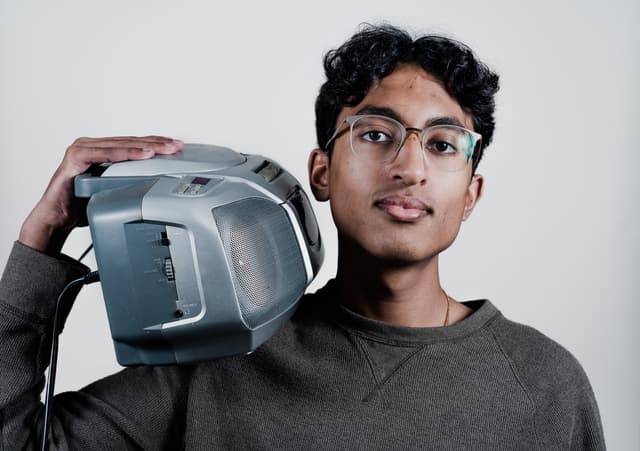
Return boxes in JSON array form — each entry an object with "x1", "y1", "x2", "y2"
[{"x1": 74, "y1": 144, "x2": 323, "y2": 365}]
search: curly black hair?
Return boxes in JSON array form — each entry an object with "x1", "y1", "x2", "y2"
[{"x1": 315, "y1": 24, "x2": 500, "y2": 171}]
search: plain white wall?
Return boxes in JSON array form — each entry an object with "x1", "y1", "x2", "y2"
[{"x1": 1, "y1": 0, "x2": 638, "y2": 448}]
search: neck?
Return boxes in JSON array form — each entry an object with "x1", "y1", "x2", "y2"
[{"x1": 334, "y1": 244, "x2": 448, "y2": 327}]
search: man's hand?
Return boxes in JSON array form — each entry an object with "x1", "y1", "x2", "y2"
[{"x1": 19, "y1": 136, "x2": 184, "y2": 255}]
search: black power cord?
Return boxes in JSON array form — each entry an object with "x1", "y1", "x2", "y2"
[
  {"x1": 77, "y1": 243, "x2": 94, "y2": 263},
  {"x1": 40, "y1": 270, "x2": 100, "y2": 451}
]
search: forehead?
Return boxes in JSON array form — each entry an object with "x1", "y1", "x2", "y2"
[{"x1": 345, "y1": 64, "x2": 474, "y2": 130}]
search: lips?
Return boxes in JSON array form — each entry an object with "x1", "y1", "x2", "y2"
[{"x1": 374, "y1": 195, "x2": 432, "y2": 222}]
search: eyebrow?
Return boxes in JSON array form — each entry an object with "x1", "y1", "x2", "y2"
[{"x1": 354, "y1": 105, "x2": 466, "y2": 129}]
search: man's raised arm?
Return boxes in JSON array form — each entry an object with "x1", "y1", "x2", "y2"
[{"x1": 0, "y1": 137, "x2": 186, "y2": 449}]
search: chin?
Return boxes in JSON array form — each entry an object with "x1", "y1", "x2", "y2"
[
  {"x1": 361, "y1": 239, "x2": 438, "y2": 266},
  {"x1": 374, "y1": 231, "x2": 460, "y2": 265},
  {"x1": 377, "y1": 249, "x2": 437, "y2": 267},
  {"x1": 337, "y1": 224, "x2": 457, "y2": 266}
]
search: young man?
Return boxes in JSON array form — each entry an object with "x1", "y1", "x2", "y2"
[{"x1": 0, "y1": 25, "x2": 605, "y2": 449}]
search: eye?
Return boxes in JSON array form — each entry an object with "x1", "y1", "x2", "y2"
[
  {"x1": 428, "y1": 141, "x2": 457, "y2": 153},
  {"x1": 428, "y1": 140, "x2": 457, "y2": 154},
  {"x1": 424, "y1": 127, "x2": 465, "y2": 155},
  {"x1": 361, "y1": 130, "x2": 393, "y2": 143}
]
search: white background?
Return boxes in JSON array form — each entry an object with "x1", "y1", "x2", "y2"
[{"x1": 1, "y1": 0, "x2": 638, "y2": 448}]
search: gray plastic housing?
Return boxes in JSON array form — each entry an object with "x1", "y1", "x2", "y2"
[{"x1": 75, "y1": 144, "x2": 323, "y2": 365}]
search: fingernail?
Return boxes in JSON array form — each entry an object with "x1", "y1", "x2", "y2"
[
  {"x1": 142, "y1": 148, "x2": 154, "y2": 152},
  {"x1": 172, "y1": 139, "x2": 184, "y2": 145}
]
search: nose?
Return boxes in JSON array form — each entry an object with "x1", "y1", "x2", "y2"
[{"x1": 388, "y1": 131, "x2": 427, "y2": 186}]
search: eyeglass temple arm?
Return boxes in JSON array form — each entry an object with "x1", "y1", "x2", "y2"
[{"x1": 323, "y1": 120, "x2": 351, "y2": 151}]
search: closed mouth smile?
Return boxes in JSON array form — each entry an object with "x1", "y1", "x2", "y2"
[{"x1": 374, "y1": 195, "x2": 432, "y2": 222}]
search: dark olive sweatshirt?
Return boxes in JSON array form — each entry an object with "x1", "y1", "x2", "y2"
[{"x1": 0, "y1": 242, "x2": 605, "y2": 450}]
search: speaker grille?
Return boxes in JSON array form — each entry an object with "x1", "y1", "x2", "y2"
[{"x1": 213, "y1": 197, "x2": 306, "y2": 328}]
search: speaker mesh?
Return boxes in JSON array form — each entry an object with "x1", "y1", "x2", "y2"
[{"x1": 213, "y1": 197, "x2": 306, "y2": 328}]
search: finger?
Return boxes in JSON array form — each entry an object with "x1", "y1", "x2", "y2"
[
  {"x1": 153, "y1": 138, "x2": 184, "y2": 154},
  {"x1": 73, "y1": 137, "x2": 184, "y2": 156},
  {"x1": 73, "y1": 137, "x2": 181, "y2": 149},
  {"x1": 73, "y1": 139, "x2": 182, "y2": 153},
  {"x1": 63, "y1": 146, "x2": 158, "y2": 174},
  {"x1": 49, "y1": 147, "x2": 153, "y2": 192},
  {"x1": 73, "y1": 135, "x2": 175, "y2": 145}
]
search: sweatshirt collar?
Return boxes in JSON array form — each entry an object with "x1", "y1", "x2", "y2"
[{"x1": 312, "y1": 279, "x2": 501, "y2": 345}]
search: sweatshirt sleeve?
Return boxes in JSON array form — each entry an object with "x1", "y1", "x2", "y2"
[{"x1": 0, "y1": 241, "x2": 190, "y2": 450}]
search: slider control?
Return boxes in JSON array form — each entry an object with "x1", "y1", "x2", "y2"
[{"x1": 164, "y1": 257, "x2": 175, "y2": 282}]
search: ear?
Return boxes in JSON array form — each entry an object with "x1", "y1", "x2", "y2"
[
  {"x1": 308, "y1": 149, "x2": 330, "y2": 201},
  {"x1": 462, "y1": 173, "x2": 484, "y2": 221}
]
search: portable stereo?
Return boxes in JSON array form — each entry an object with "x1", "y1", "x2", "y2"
[{"x1": 74, "y1": 144, "x2": 323, "y2": 365}]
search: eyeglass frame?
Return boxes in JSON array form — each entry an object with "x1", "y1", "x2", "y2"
[{"x1": 323, "y1": 114, "x2": 483, "y2": 170}]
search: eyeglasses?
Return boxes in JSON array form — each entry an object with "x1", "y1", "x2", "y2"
[{"x1": 324, "y1": 114, "x2": 482, "y2": 172}]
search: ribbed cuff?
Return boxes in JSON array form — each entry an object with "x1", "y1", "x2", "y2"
[{"x1": 0, "y1": 241, "x2": 90, "y2": 321}]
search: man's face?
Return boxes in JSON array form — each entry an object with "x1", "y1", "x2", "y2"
[{"x1": 309, "y1": 64, "x2": 483, "y2": 265}]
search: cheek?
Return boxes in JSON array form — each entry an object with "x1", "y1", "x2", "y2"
[
  {"x1": 432, "y1": 180, "x2": 470, "y2": 231},
  {"x1": 440, "y1": 193, "x2": 468, "y2": 221},
  {"x1": 328, "y1": 159, "x2": 365, "y2": 221}
]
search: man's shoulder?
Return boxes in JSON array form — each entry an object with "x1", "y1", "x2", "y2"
[
  {"x1": 485, "y1": 310, "x2": 604, "y2": 447},
  {"x1": 487, "y1": 311, "x2": 592, "y2": 396}
]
